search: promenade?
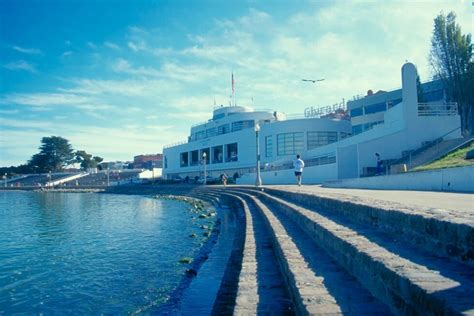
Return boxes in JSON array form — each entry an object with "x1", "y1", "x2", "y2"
[
  {"x1": 187, "y1": 184, "x2": 474, "y2": 315},
  {"x1": 264, "y1": 184, "x2": 474, "y2": 219}
]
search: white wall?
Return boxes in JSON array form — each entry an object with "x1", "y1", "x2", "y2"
[
  {"x1": 324, "y1": 165, "x2": 474, "y2": 192},
  {"x1": 337, "y1": 144, "x2": 358, "y2": 179},
  {"x1": 238, "y1": 162, "x2": 338, "y2": 185}
]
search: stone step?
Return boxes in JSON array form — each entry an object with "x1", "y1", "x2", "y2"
[
  {"x1": 234, "y1": 188, "x2": 474, "y2": 315},
  {"x1": 248, "y1": 187, "x2": 474, "y2": 267},
  {"x1": 221, "y1": 190, "x2": 349, "y2": 315},
  {"x1": 226, "y1": 189, "x2": 392, "y2": 315},
  {"x1": 219, "y1": 193, "x2": 294, "y2": 315}
]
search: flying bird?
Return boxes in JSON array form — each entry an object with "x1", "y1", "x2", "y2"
[{"x1": 302, "y1": 79, "x2": 325, "y2": 83}]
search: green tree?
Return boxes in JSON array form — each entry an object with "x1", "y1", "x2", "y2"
[
  {"x1": 28, "y1": 136, "x2": 75, "y2": 172},
  {"x1": 429, "y1": 11, "x2": 474, "y2": 135},
  {"x1": 75, "y1": 150, "x2": 103, "y2": 170}
]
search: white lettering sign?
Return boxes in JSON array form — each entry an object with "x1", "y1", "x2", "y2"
[{"x1": 304, "y1": 99, "x2": 346, "y2": 118}]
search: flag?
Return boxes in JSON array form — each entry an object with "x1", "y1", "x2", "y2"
[{"x1": 231, "y1": 72, "x2": 235, "y2": 94}]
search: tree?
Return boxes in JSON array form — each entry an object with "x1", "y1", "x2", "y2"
[
  {"x1": 429, "y1": 11, "x2": 474, "y2": 135},
  {"x1": 28, "y1": 136, "x2": 75, "y2": 172},
  {"x1": 75, "y1": 150, "x2": 103, "y2": 170}
]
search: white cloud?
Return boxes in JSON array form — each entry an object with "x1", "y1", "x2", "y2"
[
  {"x1": 12, "y1": 45, "x2": 42, "y2": 55},
  {"x1": 104, "y1": 41, "x2": 120, "y2": 50},
  {"x1": 112, "y1": 58, "x2": 161, "y2": 77},
  {"x1": 62, "y1": 51, "x2": 73, "y2": 57},
  {"x1": 3, "y1": 60, "x2": 38, "y2": 73},
  {"x1": 1, "y1": 93, "x2": 91, "y2": 106},
  {"x1": 86, "y1": 42, "x2": 97, "y2": 49}
]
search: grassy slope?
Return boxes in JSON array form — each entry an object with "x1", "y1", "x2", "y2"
[{"x1": 413, "y1": 142, "x2": 474, "y2": 172}]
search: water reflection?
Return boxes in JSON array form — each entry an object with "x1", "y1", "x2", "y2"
[{"x1": 0, "y1": 191, "x2": 208, "y2": 314}]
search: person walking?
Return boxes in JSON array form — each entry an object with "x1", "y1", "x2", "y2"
[
  {"x1": 220, "y1": 173, "x2": 228, "y2": 187},
  {"x1": 293, "y1": 154, "x2": 305, "y2": 186}
]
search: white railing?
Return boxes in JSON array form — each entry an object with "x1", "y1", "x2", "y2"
[
  {"x1": 163, "y1": 140, "x2": 188, "y2": 149},
  {"x1": 418, "y1": 102, "x2": 458, "y2": 116}
]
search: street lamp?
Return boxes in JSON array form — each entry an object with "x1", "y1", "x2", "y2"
[
  {"x1": 255, "y1": 122, "x2": 262, "y2": 187},
  {"x1": 4, "y1": 173, "x2": 7, "y2": 188},
  {"x1": 106, "y1": 167, "x2": 110, "y2": 187},
  {"x1": 202, "y1": 152, "x2": 207, "y2": 185}
]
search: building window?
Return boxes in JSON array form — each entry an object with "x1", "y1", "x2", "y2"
[
  {"x1": 265, "y1": 136, "x2": 273, "y2": 157},
  {"x1": 213, "y1": 113, "x2": 225, "y2": 120},
  {"x1": 277, "y1": 132, "x2": 304, "y2": 156},
  {"x1": 350, "y1": 107, "x2": 363, "y2": 117},
  {"x1": 164, "y1": 156, "x2": 168, "y2": 168},
  {"x1": 225, "y1": 143, "x2": 238, "y2": 162},
  {"x1": 307, "y1": 131, "x2": 338, "y2": 150},
  {"x1": 206, "y1": 128, "x2": 216, "y2": 138},
  {"x1": 364, "y1": 102, "x2": 387, "y2": 115},
  {"x1": 195, "y1": 131, "x2": 206, "y2": 140},
  {"x1": 231, "y1": 120, "x2": 254, "y2": 132},
  {"x1": 422, "y1": 89, "x2": 444, "y2": 102},
  {"x1": 212, "y1": 145, "x2": 223, "y2": 163},
  {"x1": 190, "y1": 150, "x2": 199, "y2": 166},
  {"x1": 387, "y1": 98, "x2": 402, "y2": 109},
  {"x1": 340, "y1": 132, "x2": 350, "y2": 140},
  {"x1": 352, "y1": 124, "x2": 363, "y2": 135},
  {"x1": 217, "y1": 124, "x2": 230, "y2": 135},
  {"x1": 180, "y1": 152, "x2": 189, "y2": 167}
]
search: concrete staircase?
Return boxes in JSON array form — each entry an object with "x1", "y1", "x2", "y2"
[{"x1": 189, "y1": 186, "x2": 474, "y2": 315}]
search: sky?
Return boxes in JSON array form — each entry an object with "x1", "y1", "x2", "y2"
[{"x1": 0, "y1": 0, "x2": 472, "y2": 166}]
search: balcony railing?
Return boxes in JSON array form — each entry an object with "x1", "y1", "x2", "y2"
[
  {"x1": 163, "y1": 140, "x2": 188, "y2": 149},
  {"x1": 418, "y1": 102, "x2": 458, "y2": 116}
]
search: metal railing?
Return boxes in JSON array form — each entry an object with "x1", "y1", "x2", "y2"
[
  {"x1": 418, "y1": 102, "x2": 458, "y2": 116},
  {"x1": 163, "y1": 140, "x2": 188, "y2": 149}
]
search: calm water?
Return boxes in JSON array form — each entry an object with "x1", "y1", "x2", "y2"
[{"x1": 0, "y1": 191, "x2": 211, "y2": 314}]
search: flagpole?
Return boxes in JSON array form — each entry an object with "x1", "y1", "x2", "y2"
[{"x1": 231, "y1": 71, "x2": 235, "y2": 106}]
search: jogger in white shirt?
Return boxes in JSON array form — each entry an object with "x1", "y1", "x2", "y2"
[{"x1": 293, "y1": 154, "x2": 305, "y2": 186}]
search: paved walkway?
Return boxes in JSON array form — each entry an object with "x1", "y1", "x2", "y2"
[{"x1": 262, "y1": 185, "x2": 474, "y2": 213}]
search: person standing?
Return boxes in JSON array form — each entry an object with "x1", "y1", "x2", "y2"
[
  {"x1": 375, "y1": 153, "x2": 383, "y2": 175},
  {"x1": 293, "y1": 154, "x2": 305, "y2": 186}
]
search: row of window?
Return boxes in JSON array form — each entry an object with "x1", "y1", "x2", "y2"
[
  {"x1": 265, "y1": 131, "x2": 346, "y2": 158},
  {"x1": 350, "y1": 89, "x2": 445, "y2": 118},
  {"x1": 190, "y1": 120, "x2": 255, "y2": 141},
  {"x1": 350, "y1": 99, "x2": 402, "y2": 117},
  {"x1": 180, "y1": 143, "x2": 239, "y2": 167},
  {"x1": 352, "y1": 120, "x2": 384, "y2": 135}
]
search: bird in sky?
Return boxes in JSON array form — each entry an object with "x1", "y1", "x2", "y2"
[{"x1": 302, "y1": 78, "x2": 325, "y2": 83}]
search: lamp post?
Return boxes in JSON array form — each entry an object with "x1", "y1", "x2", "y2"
[
  {"x1": 255, "y1": 122, "x2": 262, "y2": 187},
  {"x1": 4, "y1": 173, "x2": 7, "y2": 188},
  {"x1": 203, "y1": 152, "x2": 207, "y2": 185},
  {"x1": 152, "y1": 161, "x2": 155, "y2": 183},
  {"x1": 106, "y1": 167, "x2": 110, "y2": 187}
]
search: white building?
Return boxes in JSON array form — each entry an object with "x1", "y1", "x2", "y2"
[{"x1": 163, "y1": 63, "x2": 461, "y2": 184}]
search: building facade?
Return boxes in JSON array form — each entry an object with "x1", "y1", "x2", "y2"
[{"x1": 163, "y1": 63, "x2": 461, "y2": 184}]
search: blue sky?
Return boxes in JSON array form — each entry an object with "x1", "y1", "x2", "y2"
[{"x1": 0, "y1": 0, "x2": 472, "y2": 166}]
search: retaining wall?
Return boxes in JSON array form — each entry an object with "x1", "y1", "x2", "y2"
[{"x1": 324, "y1": 165, "x2": 474, "y2": 192}]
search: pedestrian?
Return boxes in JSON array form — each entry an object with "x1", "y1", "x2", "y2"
[
  {"x1": 375, "y1": 153, "x2": 383, "y2": 175},
  {"x1": 293, "y1": 154, "x2": 305, "y2": 186},
  {"x1": 221, "y1": 173, "x2": 228, "y2": 186}
]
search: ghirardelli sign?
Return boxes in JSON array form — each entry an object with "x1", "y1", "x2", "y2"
[{"x1": 304, "y1": 99, "x2": 346, "y2": 118}]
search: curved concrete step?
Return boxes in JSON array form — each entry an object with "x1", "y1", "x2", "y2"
[
  {"x1": 227, "y1": 189, "x2": 392, "y2": 315},
  {"x1": 252, "y1": 187, "x2": 474, "y2": 267},
  {"x1": 222, "y1": 190, "x2": 349, "y2": 315},
  {"x1": 219, "y1": 193, "x2": 294, "y2": 315},
  {"x1": 236, "y1": 188, "x2": 474, "y2": 315}
]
